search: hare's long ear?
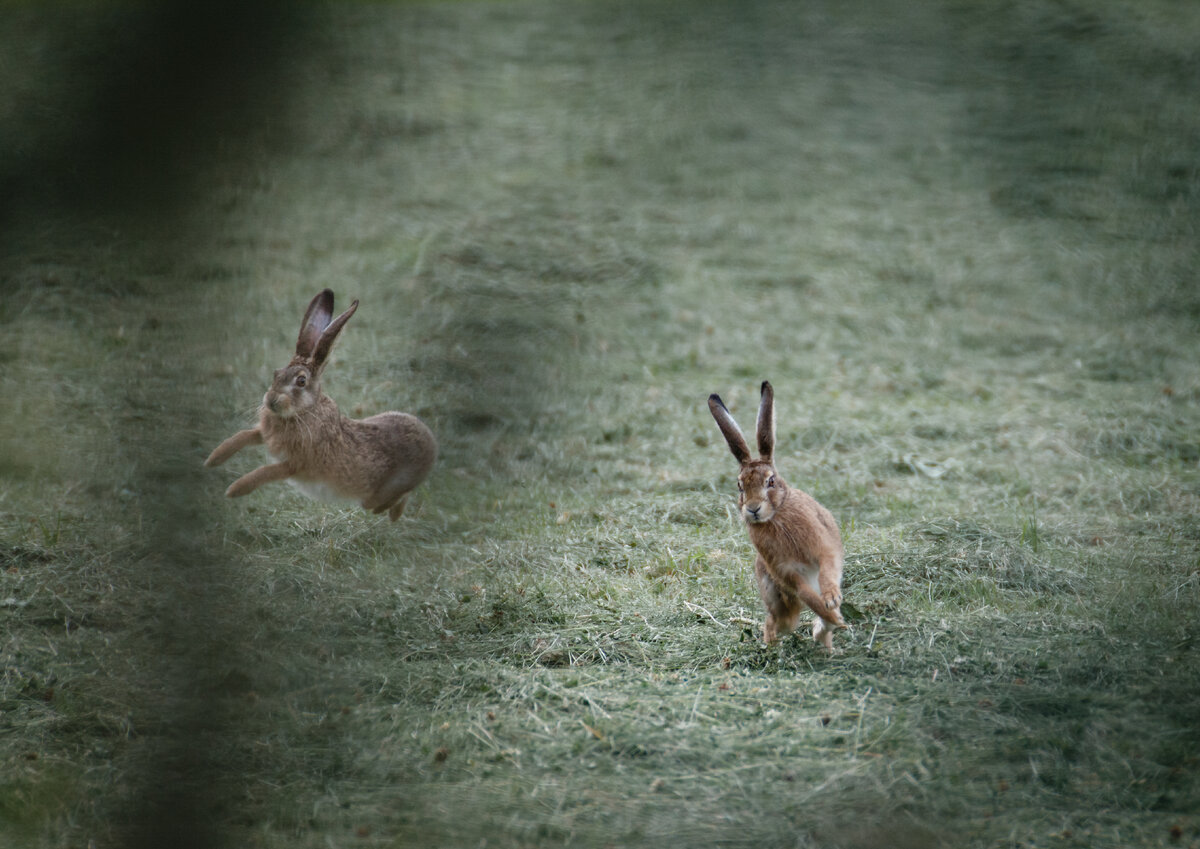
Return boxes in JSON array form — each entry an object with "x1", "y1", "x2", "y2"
[
  {"x1": 312, "y1": 299, "x2": 359, "y2": 372},
  {"x1": 297, "y1": 289, "x2": 335, "y2": 358},
  {"x1": 708, "y1": 394, "x2": 751, "y2": 465},
  {"x1": 756, "y1": 380, "x2": 775, "y2": 461}
]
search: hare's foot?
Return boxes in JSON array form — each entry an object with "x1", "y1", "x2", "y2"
[
  {"x1": 813, "y1": 616, "x2": 836, "y2": 650},
  {"x1": 365, "y1": 492, "x2": 410, "y2": 521},
  {"x1": 824, "y1": 604, "x2": 847, "y2": 630}
]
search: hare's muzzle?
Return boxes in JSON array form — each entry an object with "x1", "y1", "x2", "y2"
[{"x1": 266, "y1": 393, "x2": 293, "y2": 417}]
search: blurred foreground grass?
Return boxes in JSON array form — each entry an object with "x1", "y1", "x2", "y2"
[{"x1": 2, "y1": 1, "x2": 1198, "y2": 847}]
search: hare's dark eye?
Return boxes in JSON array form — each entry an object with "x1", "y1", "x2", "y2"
[
  {"x1": 766, "y1": 475, "x2": 776, "y2": 488},
  {"x1": 295, "y1": 374, "x2": 307, "y2": 388}
]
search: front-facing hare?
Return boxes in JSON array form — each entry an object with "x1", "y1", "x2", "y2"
[
  {"x1": 708, "y1": 381, "x2": 846, "y2": 649},
  {"x1": 205, "y1": 289, "x2": 436, "y2": 521}
]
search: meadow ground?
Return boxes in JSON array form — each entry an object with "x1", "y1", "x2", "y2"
[{"x1": 1, "y1": 1, "x2": 1199, "y2": 847}]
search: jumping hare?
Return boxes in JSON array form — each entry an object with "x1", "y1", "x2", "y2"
[{"x1": 205, "y1": 289, "x2": 436, "y2": 520}]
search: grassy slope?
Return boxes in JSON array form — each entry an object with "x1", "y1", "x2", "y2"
[{"x1": 2, "y1": 1, "x2": 1199, "y2": 847}]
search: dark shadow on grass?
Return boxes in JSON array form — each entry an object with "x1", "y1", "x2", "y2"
[
  {"x1": 409, "y1": 218, "x2": 658, "y2": 436},
  {"x1": 947, "y1": 3, "x2": 1200, "y2": 318}
]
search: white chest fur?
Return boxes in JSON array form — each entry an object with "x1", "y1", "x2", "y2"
[
  {"x1": 777, "y1": 560, "x2": 821, "y2": 594},
  {"x1": 269, "y1": 453, "x2": 352, "y2": 503},
  {"x1": 285, "y1": 478, "x2": 349, "y2": 502}
]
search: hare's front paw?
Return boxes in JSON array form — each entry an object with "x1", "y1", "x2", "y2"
[{"x1": 822, "y1": 586, "x2": 842, "y2": 611}]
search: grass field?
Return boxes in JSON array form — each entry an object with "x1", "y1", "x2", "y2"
[{"x1": 2, "y1": 1, "x2": 1199, "y2": 847}]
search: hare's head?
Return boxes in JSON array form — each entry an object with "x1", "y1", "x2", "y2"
[
  {"x1": 265, "y1": 361, "x2": 318, "y2": 418},
  {"x1": 735, "y1": 458, "x2": 786, "y2": 524},
  {"x1": 263, "y1": 289, "x2": 358, "y2": 419},
  {"x1": 708, "y1": 381, "x2": 786, "y2": 524}
]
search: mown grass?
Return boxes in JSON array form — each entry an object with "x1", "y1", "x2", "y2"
[{"x1": 2, "y1": 0, "x2": 1199, "y2": 847}]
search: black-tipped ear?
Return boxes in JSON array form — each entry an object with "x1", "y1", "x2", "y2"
[
  {"x1": 708, "y1": 394, "x2": 752, "y2": 465},
  {"x1": 297, "y1": 289, "x2": 335, "y2": 358},
  {"x1": 756, "y1": 380, "x2": 775, "y2": 460},
  {"x1": 312, "y1": 299, "x2": 359, "y2": 370}
]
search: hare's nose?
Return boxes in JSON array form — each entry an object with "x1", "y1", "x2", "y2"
[{"x1": 746, "y1": 504, "x2": 761, "y2": 518}]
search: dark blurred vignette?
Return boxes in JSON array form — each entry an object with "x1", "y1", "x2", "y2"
[
  {"x1": 0, "y1": 0, "x2": 299, "y2": 222},
  {"x1": 3, "y1": 1, "x2": 1197, "y2": 846},
  {"x1": 2, "y1": 3, "x2": 304, "y2": 846}
]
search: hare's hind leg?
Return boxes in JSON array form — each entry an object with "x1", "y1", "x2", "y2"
[
  {"x1": 813, "y1": 616, "x2": 835, "y2": 650},
  {"x1": 362, "y1": 487, "x2": 410, "y2": 521},
  {"x1": 364, "y1": 464, "x2": 425, "y2": 519},
  {"x1": 387, "y1": 494, "x2": 409, "y2": 521},
  {"x1": 762, "y1": 613, "x2": 780, "y2": 644},
  {"x1": 756, "y1": 556, "x2": 802, "y2": 644},
  {"x1": 763, "y1": 607, "x2": 802, "y2": 644}
]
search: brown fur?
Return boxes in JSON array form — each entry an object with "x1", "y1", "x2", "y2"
[
  {"x1": 708, "y1": 382, "x2": 846, "y2": 649},
  {"x1": 205, "y1": 289, "x2": 436, "y2": 521}
]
